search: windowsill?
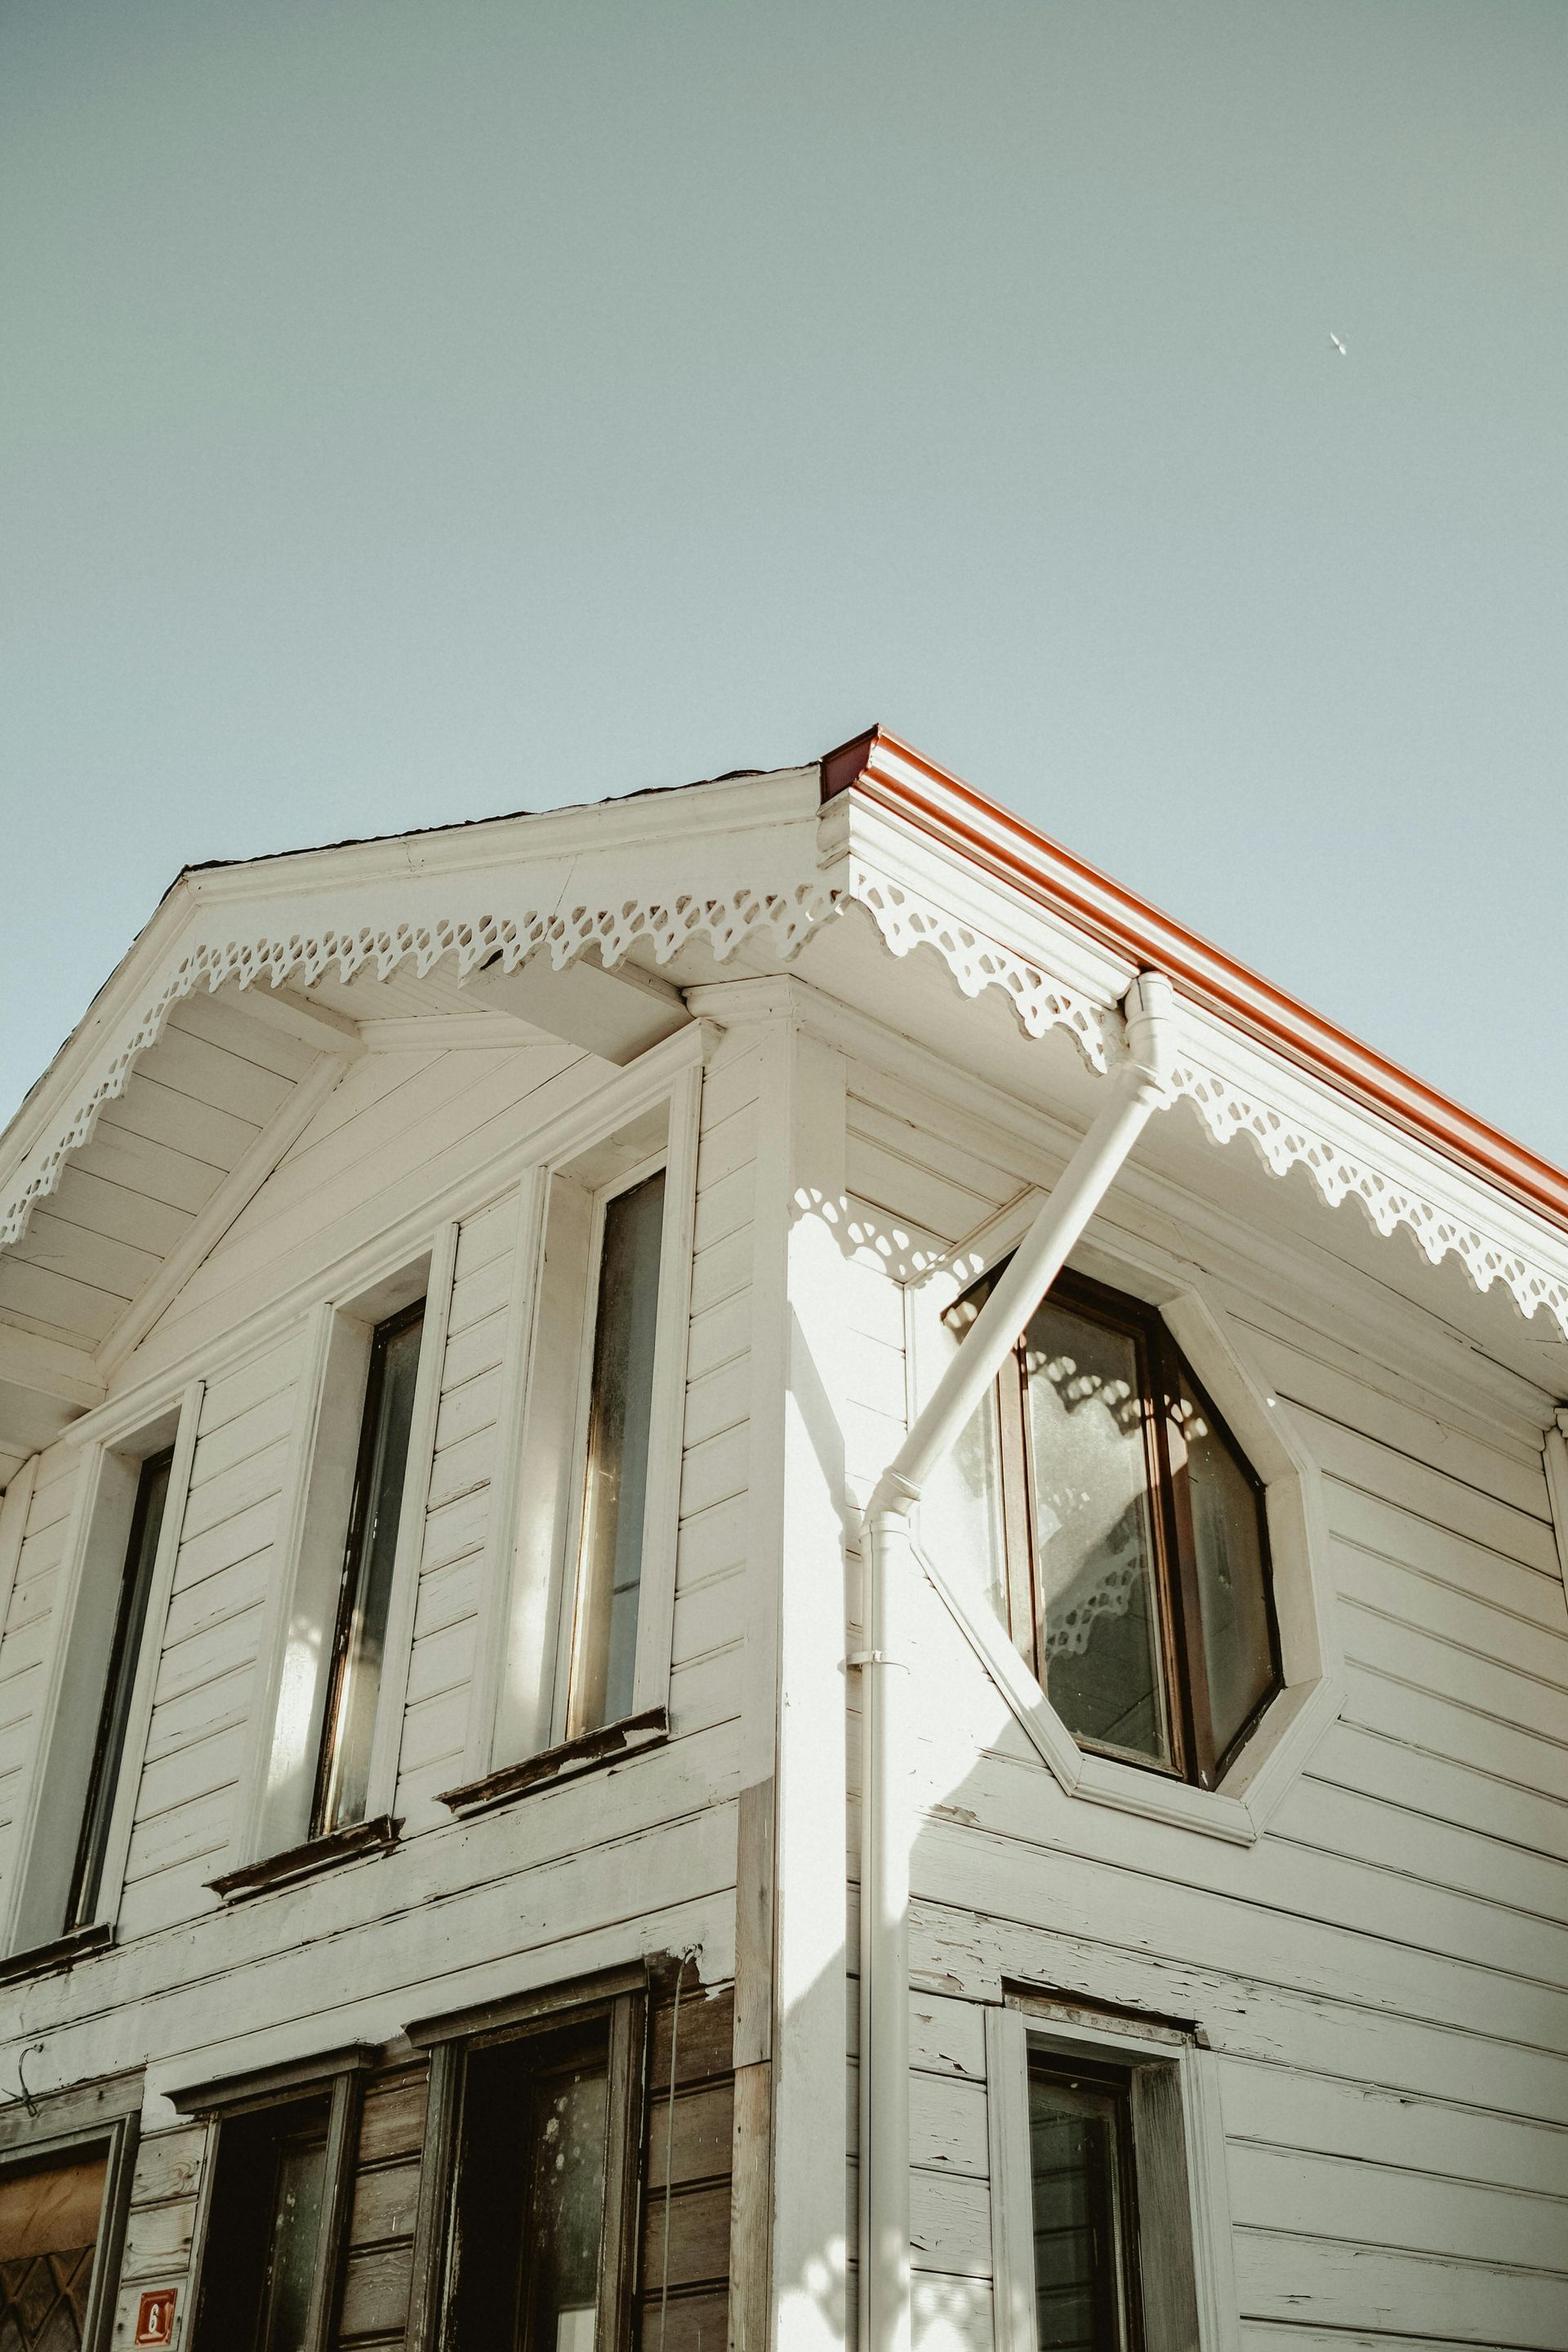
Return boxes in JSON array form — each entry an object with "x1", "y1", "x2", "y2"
[
  {"x1": 0, "y1": 1920, "x2": 114, "y2": 1989},
  {"x1": 207, "y1": 1813, "x2": 402, "y2": 1902},
  {"x1": 437, "y1": 1707, "x2": 668, "y2": 1819}
]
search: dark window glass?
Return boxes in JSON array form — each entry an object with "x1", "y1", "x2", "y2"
[
  {"x1": 0, "y1": 2148, "x2": 107, "y2": 2349},
  {"x1": 569, "y1": 1173, "x2": 666, "y2": 1736},
  {"x1": 258, "y1": 2123, "x2": 329, "y2": 2352},
  {"x1": 444, "y1": 2024, "x2": 611, "y2": 2352},
  {"x1": 65, "y1": 1447, "x2": 172, "y2": 1930},
  {"x1": 190, "y1": 2096, "x2": 333, "y2": 2352},
  {"x1": 1028, "y1": 2063, "x2": 1141, "y2": 2352},
  {"x1": 1173, "y1": 1369, "x2": 1275, "y2": 1759},
  {"x1": 939, "y1": 1269, "x2": 1279, "y2": 1788},
  {"x1": 314, "y1": 1300, "x2": 425, "y2": 1835}
]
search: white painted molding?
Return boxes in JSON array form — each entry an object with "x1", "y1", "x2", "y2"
[
  {"x1": 95, "y1": 1051, "x2": 352, "y2": 1379},
  {"x1": 630, "y1": 1057, "x2": 702, "y2": 1718},
  {"x1": 90, "y1": 1380, "x2": 205, "y2": 1930},
  {"x1": 56, "y1": 1021, "x2": 708, "y2": 1458},
  {"x1": 457, "y1": 1174, "x2": 546, "y2": 1784},
  {"x1": 234, "y1": 984, "x2": 365, "y2": 1058},
  {"x1": 903, "y1": 1214, "x2": 1340, "y2": 1843},
  {"x1": 222, "y1": 1301, "x2": 336, "y2": 1876},
  {"x1": 1544, "y1": 1412, "x2": 1568, "y2": 1598},
  {"x1": 363, "y1": 1219, "x2": 461, "y2": 1821},
  {"x1": 983, "y1": 2006, "x2": 1036, "y2": 2352},
  {"x1": 0, "y1": 1455, "x2": 38, "y2": 1661},
  {"x1": 2, "y1": 1442, "x2": 103, "y2": 1951},
  {"x1": 0, "y1": 864, "x2": 831, "y2": 1253}
]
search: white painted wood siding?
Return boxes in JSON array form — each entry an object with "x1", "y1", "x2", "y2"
[
  {"x1": 0, "y1": 1033, "x2": 751, "y2": 2153},
  {"x1": 840, "y1": 1071, "x2": 1568, "y2": 2352}
]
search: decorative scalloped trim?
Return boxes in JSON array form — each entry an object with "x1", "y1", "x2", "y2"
[
  {"x1": 7, "y1": 858, "x2": 1568, "y2": 1347},
  {"x1": 846, "y1": 862, "x2": 1110, "y2": 1070},
  {"x1": 1167, "y1": 1054, "x2": 1568, "y2": 1338},
  {"x1": 0, "y1": 884, "x2": 836, "y2": 1250}
]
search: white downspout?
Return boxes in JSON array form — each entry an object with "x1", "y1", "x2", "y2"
[{"x1": 855, "y1": 971, "x2": 1179, "y2": 2352}]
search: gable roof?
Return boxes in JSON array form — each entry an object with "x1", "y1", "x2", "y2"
[{"x1": 2, "y1": 729, "x2": 1565, "y2": 1479}]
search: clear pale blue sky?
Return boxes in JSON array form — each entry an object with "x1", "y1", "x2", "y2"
[{"x1": 3, "y1": 2, "x2": 1566, "y2": 1160}]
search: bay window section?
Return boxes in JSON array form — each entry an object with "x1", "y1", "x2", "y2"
[{"x1": 933, "y1": 1267, "x2": 1280, "y2": 1789}]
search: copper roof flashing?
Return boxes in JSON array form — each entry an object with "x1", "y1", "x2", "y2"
[{"x1": 821, "y1": 726, "x2": 1568, "y2": 1236}]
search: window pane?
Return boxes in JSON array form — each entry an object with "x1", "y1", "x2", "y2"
[
  {"x1": 1176, "y1": 1372, "x2": 1275, "y2": 1762},
  {"x1": 66, "y1": 1447, "x2": 172, "y2": 1930},
  {"x1": 1027, "y1": 2072, "x2": 1132, "y2": 2352},
  {"x1": 571, "y1": 1171, "x2": 666, "y2": 1735},
  {"x1": 1023, "y1": 1298, "x2": 1170, "y2": 1766},
  {"x1": 258, "y1": 2129, "x2": 328, "y2": 2352},
  {"x1": 0, "y1": 2149, "x2": 105, "y2": 2345},
  {"x1": 448, "y1": 2030, "x2": 611, "y2": 2352},
  {"x1": 318, "y1": 1303, "x2": 425, "y2": 1834}
]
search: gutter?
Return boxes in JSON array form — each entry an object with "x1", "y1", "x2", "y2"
[{"x1": 854, "y1": 969, "x2": 1179, "y2": 2352}]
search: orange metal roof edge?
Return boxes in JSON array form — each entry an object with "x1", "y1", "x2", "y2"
[{"x1": 821, "y1": 726, "x2": 1568, "y2": 1235}]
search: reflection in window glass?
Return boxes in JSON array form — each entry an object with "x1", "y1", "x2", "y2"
[
  {"x1": 66, "y1": 1448, "x2": 172, "y2": 1931},
  {"x1": 258, "y1": 2127, "x2": 328, "y2": 2352},
  {"x1": 1023, "y1": 1298, "x2": 1169, "y2": 1766},
  {"x1": 1176, "y1": 1371, "x2": 1274, "y2": 1762},
  {"x1": 315, "y1": 1300, "x2": 425, "y2": 1835},
  {"x1": 448, "y1": 2029, "x2": 610, "y2": 2352},
  {"x1": 570, "y1": 1171, "x2": 666, "y2": 1735},
  {"x1": 1027, "y1": 2067, "x2": 1137, "y2": 2352}
]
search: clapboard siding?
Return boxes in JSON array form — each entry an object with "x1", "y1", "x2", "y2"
[
  {"x1": 335, "y1": 2063, "x2": 429, "y2": 2350},
  {"x1": 393, "y1": 1197, "x2": 513, "y2": 1823},
  {"x1": 838, "y1": 1080, "x2": 1568, "y2": 2350}
]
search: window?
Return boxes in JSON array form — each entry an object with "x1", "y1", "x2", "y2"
[
  {"x1": 988, "y1": 2004, "x2": 1210, "y2": 2352},
  {"x1": 941, "y1": 1268, "x2": 1279, "y2": 1788},
  {"x1": 1027, "y1": 2057, "x2": 1143, "y2": 2351},
  {"x1": 7, "y1": 1404, "x2": 191, "y2": 1959},
  {"x1": 0, "y1": 2149, "x2": 109, "y2": 2348},
  {"x1": 177, "y1": 2053, "x2": 368, "y2": 2352},
  {"x1": 313, "y1": 1298, "x2": 426, "y2": 1837},
  {"x1": 486, "y1": 1084, "x2": 696, "y2": 1784},
  {"x1": 0, "y1": 2080, "x2": 140, "y2": 2352},
  {"x1": 64, "y1": 1450, "x2": 172, "y2": 1932},
  {"x1": 408, "y1": 1979, "x2": 645, "y2": 2352},
  {"x1": 568, "y1": 1169, "x2": 666, "y2": 1737}
]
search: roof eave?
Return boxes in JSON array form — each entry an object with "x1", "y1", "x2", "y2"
[{"x1": 822, "y1": 725, "x2": 1568, "y2": 1238}]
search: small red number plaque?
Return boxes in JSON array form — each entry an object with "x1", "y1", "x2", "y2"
[{"x1": 135, "y1": 2289, "x2": 177, "y2": 2345}]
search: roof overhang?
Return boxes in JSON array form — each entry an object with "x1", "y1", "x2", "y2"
[{"x1": 2, "y1": 733, "x2": 1566, "y2": 1473}]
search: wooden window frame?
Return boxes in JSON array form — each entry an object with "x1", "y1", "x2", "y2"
[
  {"x1": 3, "y1": 1385, "x2": 202, "y2": 1962},
  {"x1": 0, "y1": 2071, "x2": 141, "y2": 2352},
  {"x1": 975, "y1": 1266, "x2": 1282, "y2": 1790},
  {"x1": 475, "y1": 1065, "x2": 701, "y2": 1790},
  {"x1": 987, "y1": 2000, "x2": 1217, "y2": 2352},
  {"x1": 403, "y1": 1968, "x2": 648, "y2": 2352},
  {"x1": 1022, "y1": 2047, "x2": 1146, "y2": 2352},
  {"x1": 310, "y1": 1294, "x2": 429, "y2": 1840},
  {"x1": 173, "y1": 2045, "x2": 376, "y2": 2352}
]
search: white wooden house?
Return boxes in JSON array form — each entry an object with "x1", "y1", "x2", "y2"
[{"x1": 1, "y1": 727, "x2": 1565, "y2": 2352}]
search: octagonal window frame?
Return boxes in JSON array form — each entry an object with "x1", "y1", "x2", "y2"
[{"x1": 905, "y1": 1189, "x2": 1342, "y2": 1846}]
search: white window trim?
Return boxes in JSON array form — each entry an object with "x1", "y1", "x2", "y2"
[
  {"x1": 985, "y1": 1998, "x2": 1241, "y2": 2352},
  {"x1": 4, "y1": 1379, "x2": 203, "y2": 1953},
  {"x1": 906, "y1": 1191, "x2": 1341, "y2": 1844},
  {"x1": 224, "y1": 1223, "x2": 457, "y2": 1870},
  {"x1": 465, "y1": 1056, "x2": 702, "y2": 1780}
]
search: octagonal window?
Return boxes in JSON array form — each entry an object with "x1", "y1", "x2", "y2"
[{"x1": 937, "y1": 1266, "x2": 1282, "y2": 1788}]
